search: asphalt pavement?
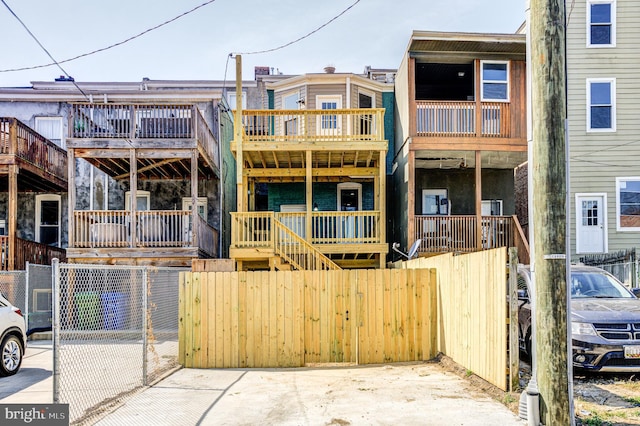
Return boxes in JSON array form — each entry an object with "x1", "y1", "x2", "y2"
[{"x1": 1, "y1": 340, "x2": 526, "y2": 425}]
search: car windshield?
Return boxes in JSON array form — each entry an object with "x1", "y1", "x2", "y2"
[{"x1": 570, "y1": 271, "x2": 634, "y2": 299}]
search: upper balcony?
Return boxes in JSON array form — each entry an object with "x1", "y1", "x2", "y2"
[
  {"x1": 0, "y1": 118, "x2": 68, "y2": 190},
  {"x1": 233, "y1": 108, "x2": 387, "y2": 169},
  {"x1": 67, "y1": 103, "x2": 219, "y2": 177}
]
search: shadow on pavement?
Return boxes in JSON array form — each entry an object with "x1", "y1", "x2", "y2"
[{"x1": 0, "y1": 368, "x2": 51, "y2": 399}]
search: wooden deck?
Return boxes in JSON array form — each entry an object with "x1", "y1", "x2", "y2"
[
  {"x1": 0, "y1": 236, "x2": 66, "y2": 271},
  {"x1": 414, "y1": 215, "x2": 529, "y2": 264}
]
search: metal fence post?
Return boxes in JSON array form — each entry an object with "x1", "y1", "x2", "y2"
[
  {"x1": 52, "y1": 258, "x2": 60, "y2": 403},
  {"x1": 142, "y1": 266, "x2": 148, "y2": 386},
  {"x1": 24, "y1": 261, "x2": 29, "y2": 331}
]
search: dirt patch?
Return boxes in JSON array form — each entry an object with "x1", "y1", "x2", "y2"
[{"x1": 437, "y1": 353, "x2": 640, "y2": 425}]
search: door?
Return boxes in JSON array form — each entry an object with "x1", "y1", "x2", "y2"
[
  {"x1": 338, "y1": 183, "x2": 361, "y2": 239},
  {"x1": 280, "y1": 204, "x2": 306, "y2": 238},
  {"x1": 182, "y1": 197, "x2": 207, "y2": 243},
  {"x1": 316, "y1": 95, "x2": 342, "y2": 137},
  {"x1": 358, "y1": 91, "x2": 374, "y2": 137},
  {"x1": 576, "y1": 194, "x2": 607, "y2": 253}
]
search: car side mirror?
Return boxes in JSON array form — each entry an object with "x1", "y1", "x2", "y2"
[
  {"x1": 517, "y1": 289, "x2": 528, "y2": 301},
  {"x1": 632, "y1": 288, "x2": 640, "y2": 298}
]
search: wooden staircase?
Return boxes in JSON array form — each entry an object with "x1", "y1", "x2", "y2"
[{"x1": 272, "y1": 219, "x2": 341, "y2": 270}]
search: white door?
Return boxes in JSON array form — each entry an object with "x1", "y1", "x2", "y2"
[
  {"x1": 576, "y1": 194, "x2": 607, "y2": 253},
  {"x1": 280, "y1": 204, "x2": 306, "y2": 238},
  {"x1": 316, "y1": 95, "x2": 342, "y2": 137}
]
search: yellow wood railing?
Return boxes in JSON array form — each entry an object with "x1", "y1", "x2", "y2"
[
  {"x1": 273, "y1": 220, "x2": 340, "y2": 270},
  {"x1": 0, "y1": 118, "x2": 68, "y2": 181},
  {"x1": 231, "y1": 212, "x2": 274, "y2": 248},
  {"x1": 240, "y1": 108, "x2": 385, "y2": 143},
  {"x1": 414, "y1": 215, "x2": 530, "y2": 263},
  {"x1": 415, "y1": 101, "x2": 510, "y2": 138},
  {"x1": 72, "y1": 210, "x2": 217, "y2": 252}
]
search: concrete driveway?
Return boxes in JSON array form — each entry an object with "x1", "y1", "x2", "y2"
[{"x1": 2, "y1": 342, "x2": 525, "y2": 425}]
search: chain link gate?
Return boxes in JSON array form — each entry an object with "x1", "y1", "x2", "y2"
[{"x1": 52, "y1": 261, "x2": 183, "y2": 424}]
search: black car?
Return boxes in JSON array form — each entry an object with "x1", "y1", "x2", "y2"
[{"x1": 518, "y1": 265, "x2": 640, "y2": 372}]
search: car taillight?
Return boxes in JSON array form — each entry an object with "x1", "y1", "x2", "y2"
[{"x1": 12, "y1": 307, "x2": 23, "y2": 317}]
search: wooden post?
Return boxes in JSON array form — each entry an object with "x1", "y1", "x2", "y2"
[
  {"x1": 407, "y1": 150, "x2": 415, "y2": 250},
  {"x1": 191, "y1": 149, "x2": 199, "y2": 248},
  {"x1": 475, "y1": 151, "x2": 482, "y2": 251},
  {"x1": 8, "y1": 165, "x2": 17, "y2": 270},
  {"x1": 379, "y1": 150, "x2": 386, "y2": 268},
  {"x1": 130, "y1": 149, "x2": 137, "y2": 248},
  {"x1": 530, "y1": 0, "x2": 572, "y2": 423},
  {"x1": 235, "y1": 55, "x2": 244, "y2": 213},
  {"x1": 306, "y1": 150, "x2": 312, "y2": 243},
  {"x1": 67, "y1": 148, "x2": 76, "y2": 250}
]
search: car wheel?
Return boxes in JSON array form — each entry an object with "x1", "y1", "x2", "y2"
[{"x1": 1, "y1": 334, "x2": 23, "y2": 376}]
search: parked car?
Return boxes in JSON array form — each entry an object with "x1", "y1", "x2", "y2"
[
  {"x1": 518, "y1": 264, "x2": 640, "y2": 372},
  {"x1": 0, "y1": 292, "x2": 26, "y2": 376}
]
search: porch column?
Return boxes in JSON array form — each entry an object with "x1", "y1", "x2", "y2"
[
  {"x1": 235, "y1": 55, "x2": 245, "y2": 213},
  {"x1": 130, "y1": 149, "x2": 137, "y2": 248},
  {"x1": 8, "y1": 165, "x2": 17, "y2": 270},
  {"x1": 191, "y1": 149, "x2": 198, "y2": 248},
  {"x1": 67, "y1": 148, "x2": 75, "y2": 249},
  {"x1": 378, "y1": 150, "x2": 387, "y2": 268},
  {"x1": 475, "y1": 60, "x2": 482, "y2": 138},
  {"x1": 408, "y1": 150, "x2": 416, "y2": 250},
  {"x1": 306, "y1": 150, "x2": 312, "y2": 243},
  {"x1": 475, "y1": 151, "x2": 482, "y2": 251}
]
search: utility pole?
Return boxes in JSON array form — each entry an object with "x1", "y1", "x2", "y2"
[{"x1": 530, "y1": 0, "x2": 573, "y2": 424}]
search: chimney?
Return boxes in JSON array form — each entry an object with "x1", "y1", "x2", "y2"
[{"x1": 324, "y1": 65, "x2": 336, "y2": 74}]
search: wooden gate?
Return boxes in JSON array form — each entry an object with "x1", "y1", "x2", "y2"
[{"x1": 179, "y1": 269, "x2": 438, "y2": 368}]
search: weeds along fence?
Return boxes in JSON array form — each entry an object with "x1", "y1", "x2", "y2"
[{"x1": 52, "y1": 261, "x2": 183, "y2": 425}]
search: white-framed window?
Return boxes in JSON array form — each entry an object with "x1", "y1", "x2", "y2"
[
  {"x1": 316, "y1": 95, "x2": 342, "y2": 134},
  {"x1": 616, "y1": 177, "x2": 640, "y2": 231},
  {"x1": 227, "y1": 91, "x2": 247, "y2": 110},
  {"x1": 587, "y1": 78, "x2": 616, "y2": 131},
  {"x1": 125, "y1": 190, "x2": 150, "y2": 211},
  {"x1": 481, "y1": 61, "x2": 509, "y2": 101},
  {"x1": 33, "y1": 289, "x2": 52, "y2": 312},
  {"x1": 587, "y1": 0, "x2": 616, "y2": 47},
  {"x1": 35, "y1": 194, "x2": 61, "y2": 246},
  {"x1": 35, "y1": 116, "x2": 64, "y2": 148},
  {"x1": 481, "y1": 199, "x2": 503, "y2": 216},
  {"x1": 422, "y1": 189, "x2": 449, "y2": 215}
]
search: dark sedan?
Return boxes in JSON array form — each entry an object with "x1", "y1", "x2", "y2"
[{"x1": 518, "y1": 265, "x2": 640, "y2": 372}]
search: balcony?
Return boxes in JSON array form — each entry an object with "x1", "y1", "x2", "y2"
[
  {"x1": 0, "y1": 118, "x2": 68, "y2": 188},
  {"x1": 414, "y1": 215, "x2": 529, "y2": 264},
  {"x1": 0, "y1": 236, "x2": 66, "y2": 271},
  {"x1": 67, "y1": 103, "x2": 219, "y2": 177},
  {"x1": 70, "y1": 210, "x2": 217, "y2": 258},
  {"x1": 416, "y1": 101, "x2": 511, "y2": 138}
]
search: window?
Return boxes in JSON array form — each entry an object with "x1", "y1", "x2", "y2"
[
  {"x1": 587, "y1": 78, "x2": 615, "y2": 131},
  {"x1": 35, "y1": 194, "x2": 61, "y2": 246},
  {"x1": 283, "y1": 92, "x2": 300, "y2": 135},
  {"x1": 481, "y1": 61, "x2": 509, "y2": 101},
  {"x1": 481, "y1": 200, "x2": 503, "y2": 216},
  {"x1": 125, "y1": 190, "x2": 150, "y2": 211},
  {"x1": 316, "y1": 95, "x2": 342, "y2": 134},
  {"x1": 35, "y1": 117, "x2": 64, "y2": 148},
  {"x1": 616, "y1": 178, "x2": 640, "y2": 231},
  {"x1": 227, "y1": 92, "x2": 247, "y2": 110},
  {"x1": 422, "y1": 189, "x2": 448, "y2": 215},
  {"x1": 588, "y1": 0, "x2": 615, "y2": 47}
]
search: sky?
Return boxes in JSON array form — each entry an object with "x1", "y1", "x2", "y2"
[{"x1": 0, "y1": 0, "x2": 525, "y2": 87}]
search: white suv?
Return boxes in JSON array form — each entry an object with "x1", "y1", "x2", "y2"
[{"x1": 0, "y1": 292, "x2": 26, "y2": 376}]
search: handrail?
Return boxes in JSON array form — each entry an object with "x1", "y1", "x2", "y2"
[
  {"x1": 240, "y1": 108, "x2": 385, "y2": 143},
  {"x1": 273, "y1": 220, "x2": 341, "y2": 270},
  {"x1": 511, "y1": 215, "x2": 530, "y2": 265},
  {"x1": 415, "y1": 101, "x2": 510, "y2": 138}
]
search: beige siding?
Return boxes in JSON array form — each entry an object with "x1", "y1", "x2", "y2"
[
  {"x1": 306, "y1": 84, "x2": 346, "y2": 109},
  {"x1": 566, "y1": 0, "x2": 640, "y2": 254}
]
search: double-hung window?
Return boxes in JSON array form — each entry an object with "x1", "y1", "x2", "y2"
[
  {"x1": 588, "y1": 0, "x2": 615, "y2": 47},
  {"x1": 587, "y1": 78, "x2": 615, "y2": 131},
  {"x1": 616, "y1": 178, "x2": 640, "y2": 231},
  {"x1": 481, "y1": 61, "x2": 509, "y2": 101}
]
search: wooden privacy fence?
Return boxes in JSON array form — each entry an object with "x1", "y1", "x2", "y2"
[
  {"x1": 401, "y1": 247, "x2": 516, "y2": 391},
  {"x1": 179, "y1": 269, "x2": 438, "y2": 368}
]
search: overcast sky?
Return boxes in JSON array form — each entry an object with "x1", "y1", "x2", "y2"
[{"x1": 0, "y1": 0, "x2": 525, "y2": 87}]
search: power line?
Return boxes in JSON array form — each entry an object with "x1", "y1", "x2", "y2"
[
  {"x1": 234, "y1": 0, "x2": 361, "y2": 55},
  {"x1": 1, "y1": 0, "x2": 89, "y2": 98},
  {"x1": 0, "y1": 0, "x2": 218, "y2": 73}
]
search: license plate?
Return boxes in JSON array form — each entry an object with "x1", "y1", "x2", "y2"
[{"x1": 624, "y1": 345, "x2": 640, "y2": 359}]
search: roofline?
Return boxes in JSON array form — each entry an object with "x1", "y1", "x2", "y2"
[
  {"x1": 410, "y1": 30, "x2": 525, "y2": 44},
  {"x1": 266, "y1": 72, "x2": 394, "y2": 92}
]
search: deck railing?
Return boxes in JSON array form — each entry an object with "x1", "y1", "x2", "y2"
[
  {"x1": 72, "y1": 210, "x2": 216, "y2": 256},
  {"x1": 414, "y1": 215, "x2": 529, "y2": 263},
  {"x1": 0, "y1": 118, "x2": 68, "y2": 181},
  {"x1": 69, "y1": 103, "x2": 218, "y2": 165},
  {"x1": 415, "y1": 101, "x2": 510, "y2": 138},
  {"x1": 231, "y1": 211, "x2": 383, "y2": 247},
  {"x1": 0, "y1": 236, "x2": 66, "y2": 271},
  {"x1": 241, "y1": 108, "x2": 385, "y2": 143},
  {"x1": 273, "y1": 220, "x2": 340, "y2": 270}
]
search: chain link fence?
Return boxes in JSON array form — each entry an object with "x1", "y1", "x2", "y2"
[
  {"x1": 0, "y1": 264, "x2": 52, "y2": 334},
  {"x1": 52, "y1": 261, "x2": 183, "y2": 425}
]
